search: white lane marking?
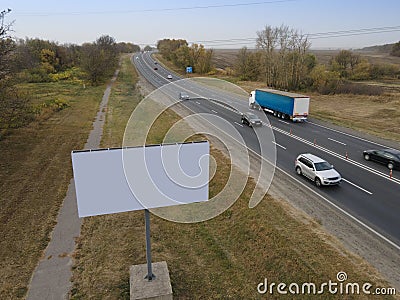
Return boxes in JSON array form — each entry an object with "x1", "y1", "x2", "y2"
[
  {"x1": 272, "y1": 125, "x2": 400, "y2": 185},
  {"x1": 272, "y1": 141, "x2": 286, "y2": 150},
  {"x1": 211, "y1": 109, "x2": 218, "y2": 114},
  {"x1": 196, "y1": 101, "x2": 201, "y2": 104},
  {"x1": 234, "y1": 121, "x2": 243, "y2": 127},
  {"x1": 309, "y1": 121, "x2": 399, "y2": 150},
  {"x1": 342, "y1": 178, "x2": 373, "y2": 195},
  {"x1": 328, "y1": 137, "x2": 347, "y2": 146},
  {"x1": 277, "y1": 119, "x2": 290, "y2": 125},
  {"x1": 277, "y1": 168, "x2": 400, "y2": 251}
]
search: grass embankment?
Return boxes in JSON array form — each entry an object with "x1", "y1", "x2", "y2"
[
  {"x1": 0, "y1": 80, "x2": 105, "y2": 298},
  {"x1": 310, "y1": 92, "x2": 400, "y2": 142},
  {"x1": 70, "y1": 56, "x2": 395, "y2": 299}
]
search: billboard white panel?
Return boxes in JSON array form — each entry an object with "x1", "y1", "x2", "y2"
[{"x1": 71, "y1": 141, "x2": 209, "y2": 217}]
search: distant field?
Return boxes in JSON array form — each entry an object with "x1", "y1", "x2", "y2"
[
  {"x1": 312, "y1": 49, "x2": 400, "y2": 66},
  {"x1": 212, "y1": 49, "x2": 400, "y2": 68}
]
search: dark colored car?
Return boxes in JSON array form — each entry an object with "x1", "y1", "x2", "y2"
[
  {"x1": 241, "y1": 112, "x2": 262, "y2": 127},
  {"x1": 154, "y1": 67, "x2": 158, "y2": 70},
  {"x1": 363, "y1": 149, "x2": 400, "y2": 170}
]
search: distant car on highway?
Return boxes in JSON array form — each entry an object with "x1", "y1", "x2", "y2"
[
  {"x1": 154, "y1": 67, "x2": 158, "y2": 70},
  {"x1": 167, "y1": 74, "x2": 172, "y2": 79},
  {"x1": 241, "y1": 112, "x2": 262, "y2": 127},
  {"x1": 363, "y1": 149, "x2": 400, "y2": 170},
  {"x1": 295, "y1": 153, "x2": 342, "y2": 187},
  {"x1": 154, "y1": 61, "x2": 158, "y2": 64},
  {"x1": 179, "y1": 92, "x2": 190, "y2": 100}
]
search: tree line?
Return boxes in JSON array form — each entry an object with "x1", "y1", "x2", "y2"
[
  {"x1": 13, "y1": 36, "x2": 139, "y2": 84},
  {"x1": 157, "y1": 39, "x2": 214, "y2": 74},
  {"x1": 235, "y1": 25, "x2": 400, "y2": 94},
  {"x1": 0, "y1": 10, "x2": 140, "y2": 137}
]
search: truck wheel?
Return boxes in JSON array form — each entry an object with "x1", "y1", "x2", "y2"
[
  {"x1": 277, "y1": 112, "x2": 281, "y2": 118},
  {"x1": 281, "y1": 113, "x2": 286, "y2": 119},
  {"x1": 273, "y1": 111, "x2": 277, "y2": 117}
]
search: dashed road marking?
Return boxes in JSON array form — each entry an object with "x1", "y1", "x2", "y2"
[
  {"x1": 272, "y1": 141, "x2": 286, "y2": 150},
  {"x1": 342, "y1": 178, "x2": 373, "y2": 195},
  {"x1": 328, "y1": 137, "x2": 347, "y2": 146}
]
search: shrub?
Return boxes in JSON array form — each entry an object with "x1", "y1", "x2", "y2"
[
  {"x1": 49, "y1": 67, "x2": 85, "y2": 83},
  {"x1": 41, "y1": 98, "x2": 70, "y2": 111}
]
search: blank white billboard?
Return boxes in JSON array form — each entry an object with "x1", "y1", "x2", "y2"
[{"x1": 71, "y1": 141, "x2": 209, "y2": 217}]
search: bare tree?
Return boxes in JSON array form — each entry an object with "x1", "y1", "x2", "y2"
[
  {"x1": 0, "y1": 9, "x2": 33, "y2": 137},
  {"x1": 0, "y1": 8, "x2": 14, "y2": 81},
  {"x1": 256, "y1": 25, "x2": 278, "y2": 86},
  {"x1": 256, "y1": 24, "x2": 311, "y2": 90}
]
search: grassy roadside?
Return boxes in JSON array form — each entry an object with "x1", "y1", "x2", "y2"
[
  {"x1": 0, "y1": 80, "x2": 105, "y2": 298},
  {"x1": 70, "y1": 56, "x2": 396, "y2": 299},
  {"x1": 309, "y1": 92, "x2": 400, "y2": 143}
]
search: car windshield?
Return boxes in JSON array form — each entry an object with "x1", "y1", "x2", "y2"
[
  {"x1": 385, "y1": 150, "x2": 400, "y2": 160},
  {"x1": 248, "y1": 114, "x2": 259, "y2": 120},
  {"x1": 314, "y1": 161, "x2": 332, "y2": 171}
]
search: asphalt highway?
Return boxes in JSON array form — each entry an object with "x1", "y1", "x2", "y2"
[{"x1": 133, "y1": 52, "x2": 400, "y2": 249}]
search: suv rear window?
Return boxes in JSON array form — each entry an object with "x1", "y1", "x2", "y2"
[{"x1": 299, "y1": 157, "x2": 313, "y2": 168}]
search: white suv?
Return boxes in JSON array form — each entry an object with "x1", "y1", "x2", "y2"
[{"x1": 295, "y1": 153, "x2": 341, "y2": 187}]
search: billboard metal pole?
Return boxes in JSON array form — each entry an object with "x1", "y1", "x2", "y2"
[{"x1": 144, "y1": 209, "x2": 155, "y2": 281}]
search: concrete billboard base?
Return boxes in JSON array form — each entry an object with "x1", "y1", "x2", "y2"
[{"x1": 130, "y1": 261, "x2": 173, "y2": 300}]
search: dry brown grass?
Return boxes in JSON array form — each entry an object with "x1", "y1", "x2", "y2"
[
  {"x1": 310, "y1": 92, "x2": 400, "y2": 142},
  {"x1": 0, "y1": 82, "x2": 105, "y2": 298},
  {"x1": 70, "y1": 56, "x2": 396, "y2": 299}
]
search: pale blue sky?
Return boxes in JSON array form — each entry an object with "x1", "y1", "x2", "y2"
[{"x1": 2, "y1": 0, "x2": 400, "y2": 49}]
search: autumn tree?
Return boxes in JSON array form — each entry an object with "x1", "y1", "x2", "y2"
[
  {"x1": 80, "y1": 35, "x2": 119, "y2": 85},
  {"x1": 330, "y1": 50, "x2": 360, "y2": 78},
  {"x1": 235, "y1": 47, "x2": 261, "y2": 81},
  {"x1": 308, "y1": 64, "x2": 340, "y2": 93},
  {"x1": 390, "y1": 41, "x2": 400, "y2": 57},
  {"x1": 157, "y1": 39, "x2": 214, "y2": 74},
  {"x1": 116, "y1": 42, "x2": 140, "y2": 53},
  {"x1": 188, "y1": 44, "x2": 213, "y2": 74},
  {"x1": 157, "y1": 39, "x2": 188, "y2": 61}
]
